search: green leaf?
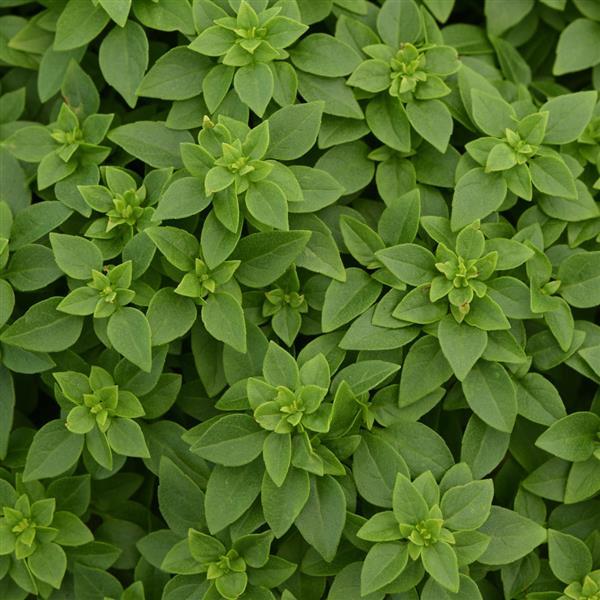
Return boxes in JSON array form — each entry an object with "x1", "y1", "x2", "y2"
[
  {"x1": 201, "y1": 210, "x2": 242, "y2": 270},
  {"x1": 99, "y1": 22, "x2": 148, "y2": 108},
  {"x1": 367, "y1": 94, "x2": 411, "y2": 153},
  {"x1": 547, "y1": 529, "x2": 593, "y2": 584},
  {"x1": 485, "y1": 142, "x2": 516, "y2": 172},
  {"x1": 211, "y1": 183, "x2": 240, "y2": 226},
  {"x1": 10, "y1": 201, "x2": 72, "y2": 250},
  {"x1": 329, "y1": 563, "x2": 384, "y2": 600},
  {"x1": 107, "y1": 418, "x2": 150, "y2": 458},
  {"x1": 54, "y1": 0, "x2": 110, "y2": 51},
  {"x1": 485, "y1": 0, "x2": 534, "y2": 36},
  {"x1": 263, "y1": 341, "x2": 299, "y2": 388},
  {"x1": 353, "y1": 433, "x2": 409, "y2": 507},
  {"x1": 289, "y1": 166, "x2": 343, "y2": 213},
  {"x1": 361, "y1": 542, "x2": 408, "y2": 595},
  {"x1": 399, "y1": 335, "x2": 452, "y2": 406},
  {"x1": 565, "y1": 456, "x2": 600, "y2": 503},
  {"x1": 339, "y1": 307, "x2": 419, "y2": 351},
  {"x1": 5, "y1": 125, "x2": 56, "y2": 163},
  {"x1": 52, "y1": 511, "x2": 93, "y2": 546},
  {"x1": 470, "y1": 89, "x2": 516, "y2": 136},
  {"x1": 61, "y1": 60, "x2": 100, "y2": 119},
  {"x1": 0, "y1": 297, "x2": 83, "y2": 353},
  {"x1": 421, "y1": 574, "x2": 483, "y2": 600},
  {"x1": 107, "y1": 307, "x2": 152, "y2": 372},
  {"x1": 147, "y1": 288, "x2": 197, "y2": 345},
  {"x1": 333, "y1": 360, "x2": 400, "y2": 396},
  {"x1": 266, "y1": 102, "x2": 324, "y2": 160},
  {"x1": 132, "y1": 0, "x2": 193, "y2": 33},
  {"x1": 191, "y1": 414, "x2": 266, "y2": 466},
  {"x1": 205, "y1": 460, "x2": 263, "y2": 534},
  {"x1": 315, "y1": 140, "x2": 374, "y2": 195},
  {"x1": 554, "y1": 18, "x2": 600, "y2": 75},
  {"x1": 158, "y1": 457, "x2": 205, "y2": 537},
  {"x1": 0, "y1": 279, "x2": 14, "y2": 329},
  {"x1": 161, "y1": 538, "x2": 203, "y2": 575},
  {"x1": 233, "y1": 62, "x2": 274, "y2": 117},
  {"x1": 23, "y1": 420, "x2": 83, "y2": 481},
  {"x1": 462, "y1": 361, "x2": 517, "y2": 432},
  {"x1": 478, "y1": 506, "x2": 547, "y2": 565},
  {"x1": 188, "y1": 530, "x2": 225, "y2": 564},
  {"x1": 137, "y1": 46, "x2": 210, "y2": 100},
  {"x1": 50, "y1": 233, "x2": 103, "y2": 280},
  {"x1": 529, "y1": 156, "x2": 577, "y2": 199},
  {"x1": 393, "y1": 284, "x2": 448, "y2": 324},
  {"x1": 298, "y1": 71, "x2": 364, "y2": 119},
  {"x1": 340, "y1": 215, "x2": 385, "y2": 267},
  {"x1": 357, "y1": 511, "x2": 402, "y2": 542},
  {"x1": 535, "y1": 412, "x2": 600, "y2": 462},
  {"x1": 348, "y1": 59, "x2": 391, "y2": 93},
  {"x1": 376, "y1": 0, "x2": 422, "y2": 46},
  {"x1": 451, "y1": 168, "x2": 507, "y2": 231},
  {"x1": 216, "y1": 572, "x2": 247, "y2": 598},
  {"x1": 406, "y1": 99, "x2": 453, "y2": 153},
  {"x1": 263, "y1": 432, "x2": 292, "y2": 487},
  {"x1": 37, "y1": 46, "x2": 85, "y2": 102},
  {"x1": 202, "y1": 292, "x2": 247, "y2": 353},
  {"x1": 484, "y1": 238, "x2": 534, "y2": 270},
  {"x1": 438, "y1": 316, "x2": 488, "y2": 381},
  {"x1": 515, "y1": 373, "x2": 566, "y2": 426},
  {"x1": 376, "y1": 243, "x2": 436, "y2": 286},
  {"x1": 322, "y1": 268, "x2": 381, "y2": 332},
  {"x1": 99, "y1": 0, "x2": 131, "y2": 26},
  {"x1": 37, "y1": 152, "x2": 77, "y2": 190},
  {"x1": 291, "y1": 214, "x2": 346, "y2": 281},
  {"x1": 380, "y1": 190, "x2": 421, "y2": 245},
  {"x1": 538, "y1": 180, "x2": 599, "y2": 222},
  {"x1": 295, "y1": 475, "x2": 346, "y2": 562},
  {"x1": 421, "y1": 542, "x2": 460, "y2": 593},
  {"x1": 441, "y1": 480, "x2": 494, "y2": 530},
  {"x1": 0, "y1": 367, "x2": 14, "y2": 460},
  {"x1": 146, "y1": 225, "x2": 199, "y2": 272},
  {"x1": 108, "y1": 121, "x2": 192, "y2": 168},
  {"x1": 558, "y1": 251, "x2": 600, "y2": 308},
  {"x1": 28, "y1": 542, "x2": 67, "y2": 589},
  {"x1": 392, "y1": 473, "x2": 429, "y2": 525},
  {"x1": 73, "y1": 564, "x2": 124, "y2": 598},
  {"x1": 232, "y1": 230, "x2": 311, "y2": 288},
  {"x1": 245, "y1": 180, "x2": 288, "y2": 230},
  {"x1": 290, "y1": 34, "x2": 361, "y2": 77},
  {"x1": 461, "y1": 416, "x2": 510, "y2": 478},
  {"x1": 541, "y1": 91, "x2": 598, "y2": 144},
  {"x1": 7, "y1": 244, "x2": 62, "y2": 292},
  {"x1": 262, "y1": 467, "x2": 310, "y2": 537},
  {"x1": 202, "y1": 64, "x2": 235, "y2": 112}
]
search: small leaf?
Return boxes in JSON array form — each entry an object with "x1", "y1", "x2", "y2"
[
  {"x1": 107, "y1": 307, "x2": 152, "y2": 372},
  {"x1": 452, "y1": 168, "x2": 507, "y2": 231},
  {"x1": 547, "y1": 529, "x2": 592, "y2": 584},
  {"x1": 322, "y1": 268, "x2": 381, "y2": 332},
  {"x1": 462, "y1": 362, "x2": 517, "y2": 432},
  {"x1": 24, "y1": 420, "x2": 83, "y2": 481},
  {"x1": 438, "y1": 316, "x2": 488, "y2": 381},
  {"x1": 267, "y1": 102, "x2": 324, "y2": 160},
  {"x1": 202, "y1": 292, "x2": 247, "y2": 353},
  {"x1": 99, "y1": 22, "x2": 148, "y2": 107},
  {"x1": 361, "y1": 542, "x2": 408, "y2": 595},
  {"x1": 295, "y1": 475, "x2": 346, "y2": 562}
]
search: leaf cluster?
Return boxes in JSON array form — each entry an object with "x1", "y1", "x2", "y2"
[{"x1": 0, "y1": 0, "x2": 599, "y2": 599}]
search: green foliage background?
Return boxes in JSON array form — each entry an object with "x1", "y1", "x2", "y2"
[{"x1": 0, "y1": 0, "x2": 599, "y2": 599}]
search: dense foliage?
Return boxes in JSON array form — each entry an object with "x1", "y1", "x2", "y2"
[{"x1": 0, "y1": 0, "x2": 599, "y2": 599}]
